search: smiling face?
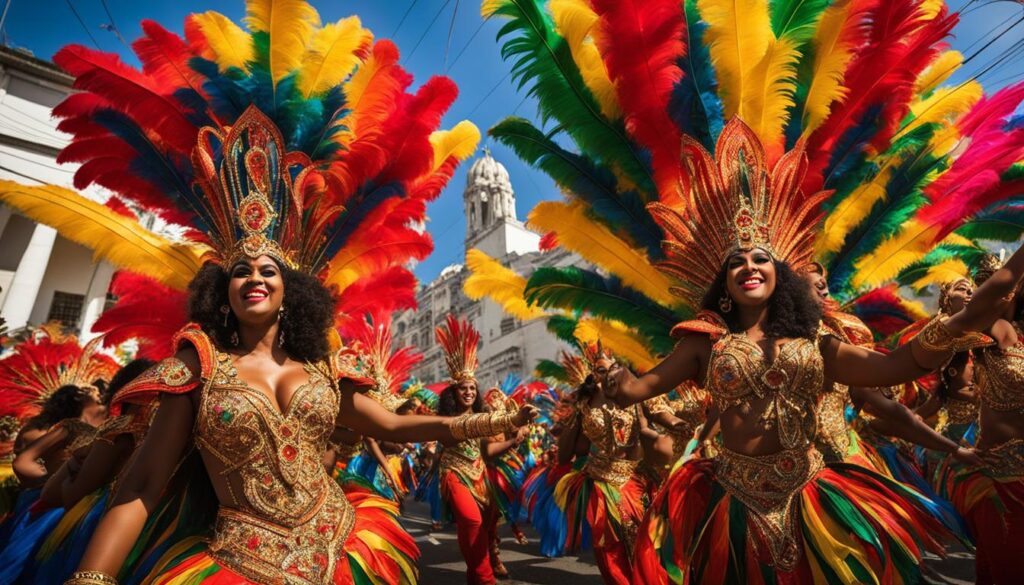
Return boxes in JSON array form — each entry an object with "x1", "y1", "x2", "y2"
[
  {"x1": 803, "y1": 270, "x2": 829, "y2": 301},
  {"x1": 456, "y1": 379, "x2": 478, "y2": 410},
  {"x1": 941, "y1": 278, "x2": 974, "y2": 315},
  {"x1": 723, "y1": 248, "x2": 777, "y2": 308},
  {"x1": 227, "y1": 255, "x2": 286, "y2": 327}
]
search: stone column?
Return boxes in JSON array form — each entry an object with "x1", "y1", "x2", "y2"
[
  {"x1": 77, "y1": 261, "x2": 115, "y2": 341},
  {"x1": 1, "y1": 222, "x2": 56, "y2": 331}
]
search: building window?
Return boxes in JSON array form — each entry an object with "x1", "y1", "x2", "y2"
[
  {"x1": 48, "y1": 291, "x2": 85, "y2": 327},
  {"x1": 500, "y1": 317, "x2": 515, "y2": 335}
]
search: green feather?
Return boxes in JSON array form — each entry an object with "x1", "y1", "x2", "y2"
[
  {"x1": 534, "y1": 359, "x2": 568, "y2": 382},
  {"x1": 545, "y1": 314, "x2": 580, "y2": 344},
  {"x1": 525, "y1": 266, "x2": 679, "y2": 354},
  {"x1": 488, "y1": 0, "x2": 655, "y2": 195},
  {"x1": 771, "y1": 0, "x2": 834, "y2": 44}
]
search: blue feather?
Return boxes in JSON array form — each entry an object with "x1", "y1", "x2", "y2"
[
  {"x1": 823, "y1": 105, "x2": 882, "y2": 189},
  {"x1": 668, "y1": 2, "x2": 724, "y2": 150},
  {"x1": 318, "y1": 181, "x2": 405, "y2": 263}
]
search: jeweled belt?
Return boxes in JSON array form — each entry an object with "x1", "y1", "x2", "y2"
[
  {"x1": 981, "y1": 437, "x2": 1024, "y2": 478},
  {"x1": 584, "y1": 452, "x2": 639, "y2": 487},
  {"x1": 715, "y1": 445, "x2": 824, "y2": 571},
  {"x1": 208, "y1": 488, "x2": 355, "y2": 585}
]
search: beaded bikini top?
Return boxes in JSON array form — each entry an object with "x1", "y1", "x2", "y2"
[
  {"x1": 578, "y1": 400, "x2": 640, "y2": 455},
  {"x1": 194, "y1": 345, "x2": 355, "y2": 584},
  {"x1": 975, "y1": 321, "x2": 1024, "y2": 413}
]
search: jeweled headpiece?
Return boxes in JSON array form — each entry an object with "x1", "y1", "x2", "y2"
[
  {"x1": 559, "y1": 342, "x2": 612, "y2": 388},
  {"x1": 0, "y1": 327, "x2": 118, "y2": 421},
  {"x1": 436, "y1": 314, "x2": 479, "y2": 384},
  {"x1": 973, "y1": 251, "x2": 1005, "y2": 285},
  {"x1": 649, "y1": 120, "x2": 830, "y2": 307}
]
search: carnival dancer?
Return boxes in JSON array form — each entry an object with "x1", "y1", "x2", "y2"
[
  {"x1": 435, "y1": 315, "x2": 527, "y2": 584},
  {"x1": 941, "y1": 253, "x2": 1024, "y2": 582},
  {"x1": 482, "y1": 387, "x2": 530, "y2": 546},
  {"x1": 0, "y1": 330, "x2": 117, "y2": 583},
  {"x1": 550, "y1": 344, "x2": 654, "y2": 585},
  {"x1": 609, "y1": 119, "x2": 1005, "y2": 582},
  {"x1": 27, "y1": 359, "x2": 154, "y2": 584}
]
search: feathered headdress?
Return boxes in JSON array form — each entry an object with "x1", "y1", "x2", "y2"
[
  {"x1": 0, "y1": 327, "x2": 119, "y2": 421},
  {"x1": 0, "y1": 0, "x2": 478, "y2": 352},
  {"x1": 435, "y1": 314, "x2": 480, "y2": 384},
  {"x1": 344, "y1": 319, "x2": 421, "y2": 411},
  {"x1": 973, "y1": 251, "x2": 1005, "y2": 285},
  {"x1": 650, "y1": 119, "x2": 830, "y2": 305}
]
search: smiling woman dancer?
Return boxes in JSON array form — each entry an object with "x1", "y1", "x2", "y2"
[{"x1": 607, "y1": 120, "x2": 1008, "y2": 583}]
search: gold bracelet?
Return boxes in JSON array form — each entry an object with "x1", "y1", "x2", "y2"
[
  {"x1": 449, "y1": 412, "x2": 515, "y2": 440},
  {"x1": 914, "y1": 317, "x2": 992, "y2": 354},
  {"x1": 65, "y1": 571, "x2": 118, "y2": 585}
]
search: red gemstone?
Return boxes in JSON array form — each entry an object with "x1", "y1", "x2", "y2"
[
  {"x1": 779, "y1": 457, "x2": 795, "y2": 472},
  {"x1": 317, "y1": 524, "x2": 333, "y2": 534},
  {"x1": 247, "y1": 536, "x2": 261, "y2": 550},
  {"x1": 282, "y1": 445, "x2": 298, "y2": 461},
  {"x1": 280, "y1": 425, "x2": 293, "y2": 438},
  {"x1": 262, "y1": 473, "x2": 273, "y2": 486},
  {"x1": 314, "y1": 553, "x2": 328, "y2": 567}
]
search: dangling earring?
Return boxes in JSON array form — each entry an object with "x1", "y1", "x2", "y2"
[
  {"x1": 220, "y1": 304, "x2": 231, "y2": 327},
  {"x1": 719, "y1": 293, "x2": 733, "y2": 314},
  {"x1": 278, "y1": 307, "x2": 286, "y2": 348},
  {"x1": 231, "y1": 331, "x2": 240, "y2": 346}
]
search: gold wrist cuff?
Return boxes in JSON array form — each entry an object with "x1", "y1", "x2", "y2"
[
  {"x1": 448, "y1": 412, "x2": 515, "y2": 440},
  {"x1": 65, "y1": 571, "x2": 118, "y2": 585},
  {"x1": 916, "y1": 318, "x2": 991, "y2": 353}
]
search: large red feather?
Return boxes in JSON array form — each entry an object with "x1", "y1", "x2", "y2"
[
  {"x1": 91, "y1": 272, "x2": 189, "y2": 360},
  {"x1": 590, "y1": 0, "x2": 686, "y2": 202}
]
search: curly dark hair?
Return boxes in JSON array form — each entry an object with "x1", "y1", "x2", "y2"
[
  {"x1": 438, "y1": 383, "x2": 485, "y2": 416},
  {"x1": 38, "y1": 384, "x2": 91, "y2": 427},
  {"x1": 101, "y1": 358, "x2": 155, "y2": 405},
  {"x1": 187, "y1": 261, "x2": 335, "y2": 362},
  {"x1": 702, "y1": 259, "x2": 822, "y2": 339}
]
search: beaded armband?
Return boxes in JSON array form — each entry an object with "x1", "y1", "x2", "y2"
[
  {"x1": 448, "y1": 411, "x2": 516, "y2": 440},
  {"x1": 914, "y1": 317, "x2": 992, "y2": 355},
  {"x1": 64, "y1": 571, "x2": 118, "y2": 585}
]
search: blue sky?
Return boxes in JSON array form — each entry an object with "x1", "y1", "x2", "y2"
[{"x1": 4, "y1": 0, "x2": 1021, "y2": 284}]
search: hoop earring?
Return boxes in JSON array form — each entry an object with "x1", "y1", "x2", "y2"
[
  {"x1": 220, "y1": 304, "x2": 231, "y2": 327},
  {"x1": 719, "y1": 293, "x2": 733, "y2": 314}
]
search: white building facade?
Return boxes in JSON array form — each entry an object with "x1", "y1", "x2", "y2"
[
  {"x1": 393, "y1": 150, "x2": 583, "y2": 387},
  {"x1": 0, "y1": 47, "x2": 114, "y2": 340}
]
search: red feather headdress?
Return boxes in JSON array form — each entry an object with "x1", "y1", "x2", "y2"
[{"x1": 435, "y1": 314, "x2": 480, "y2": 384}]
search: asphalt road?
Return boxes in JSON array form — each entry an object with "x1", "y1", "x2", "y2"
[{"x1": 401, "y1": 497, "x2": 975, "y2": 584}]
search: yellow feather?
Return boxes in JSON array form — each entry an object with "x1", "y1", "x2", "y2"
[
  {"x1": 463, "y1": 249, "x2": 548, "y2": 321},
  {"x1": 742, "y1": 35, "x2": 800, "y2": 150},
  {"x1": 429, "y1": 121, "x2": 481, "y2": 173},
  {"x1": 910, "y1": 258, "x2": 970, "y2": 290},
  {"x1": 244, "y1": 0, "x2": 321, "y2": 85},
  {"x1": 192, "y1": 11, "x2": 254, "y2": 72},
  {"x1": 938, "y1": 232, "x2": 974, "y2": 248},
  {"x1": 902, "y1": 81, "x2": 982, "y2": 139},
  {"x1": 698, "y1": 0, "x2": 772, "y2": 119},
  {"x1": 575, "y1": 318, "x2": 656, "y2": 371},
  {"x1": 0, "y1": 181, "x2": 206, "y2": 291},
  {"x1": 801, "y1": 0, "x2": 857, "y2": 135},
  {"x1": 850, "y1": 219, "x2": 939, "y2": 289},
  {"x1": 914, "y1": 50, "x2": 963, "y2": 96},
  {"x1": 481, "y1": 0, "x2": 504, "y2": 18},
  {"x1": 918, "y1": 0, "x2": 945, "y2": 20},
  {"x1": 815, "y1": 162, "x2": 894, "y2": 256},
  {"x1": 298, "y1": 16, "x2": 372, "y2": 98},
  {"x1": 549, "y1": 0, "x2": 621, "y2": 119},
  {"x1": 900, "y1": 296, "x2": 930, "y2": 322},
  {"x1": 527, "y1": 201, "x2": 677, "y2": 307}
]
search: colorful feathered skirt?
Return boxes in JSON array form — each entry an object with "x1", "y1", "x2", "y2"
[
  {"x1": 553, "y1": 453, "x2": 647, "y2": 557},
  {"x1": 0, "y1": 489, "x2": 64, "y2": 583},
  {"x1": 634, "y1": 446, "x2": 957, "y2": 584},
  {"x1": 145, "y1": 483, "x2": 418, "y2": 585},
  {"x1": 413, "y1": 465, "x2": 442, "y2": 525},
  {"x1": 946, "y1": 438, "x2": 1024, "y2": 583},
  {"x1": 28, "y1": 487, "x2": 109, "y2": 583},
  {"x1": 337, "y1": 451, "x2": 397, "y2": 501},
  {"x1": 488, "y1": 449, "x2": 527, "y2": 524},
  {"x1": 521, "y1": 461, "x2": 573, "y2": 557}
]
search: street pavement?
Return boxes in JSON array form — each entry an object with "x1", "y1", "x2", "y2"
[{"x1": 401, "y1": 497, "x2": 975, "y2": 584}]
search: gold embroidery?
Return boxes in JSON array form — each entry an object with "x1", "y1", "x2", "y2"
[
  {"x1": 945, "y1": 396, "x2": 978, "y2": 425},
  {"x1": 194, "y1": 349, "x2": 354, "y2": 584},
  {"x1": 440, "y1": 439, "x2": 489, "y2": 505},
  {"x1": 584, "y1": 452, "x2": 638, "y2": 487},
  {"x1": 707, "y1": 335, "x2": 821, "y2": 450},
  {"x1": 716, "y1": 446, "x2": 823, "y2": 571},
  {"x1": 815, "y1": 385, "x2": 851, "y2": 462},
  {"x1": 914, "y1": 317, "x2": 992, "y2": 356},
  {"x1": 156, "y1": 357, "x2": 193, "y2": 387},
  {"x1": 980, "y1": 438, "x2": 1024, "y2": 478},
  {"x1": 975, "y1": 322, "x2": 1024, "y2": 413},
  {"x1": 579, "y1": 402, "x2": 640, "y2": 453}
]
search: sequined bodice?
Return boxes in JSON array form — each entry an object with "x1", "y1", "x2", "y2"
[
  {"x1": 579, "y1": 401, "x2": 640, "y2": 455},
  {"x1": 195, "y1": 350, "x2": 354, "y2": 584},
  {"x1": 707, "y1": 335, "x2": 823, "y2": 449},
  {"x1": 976, "y1": 322, "x2": 1024, "y2": 413}
]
